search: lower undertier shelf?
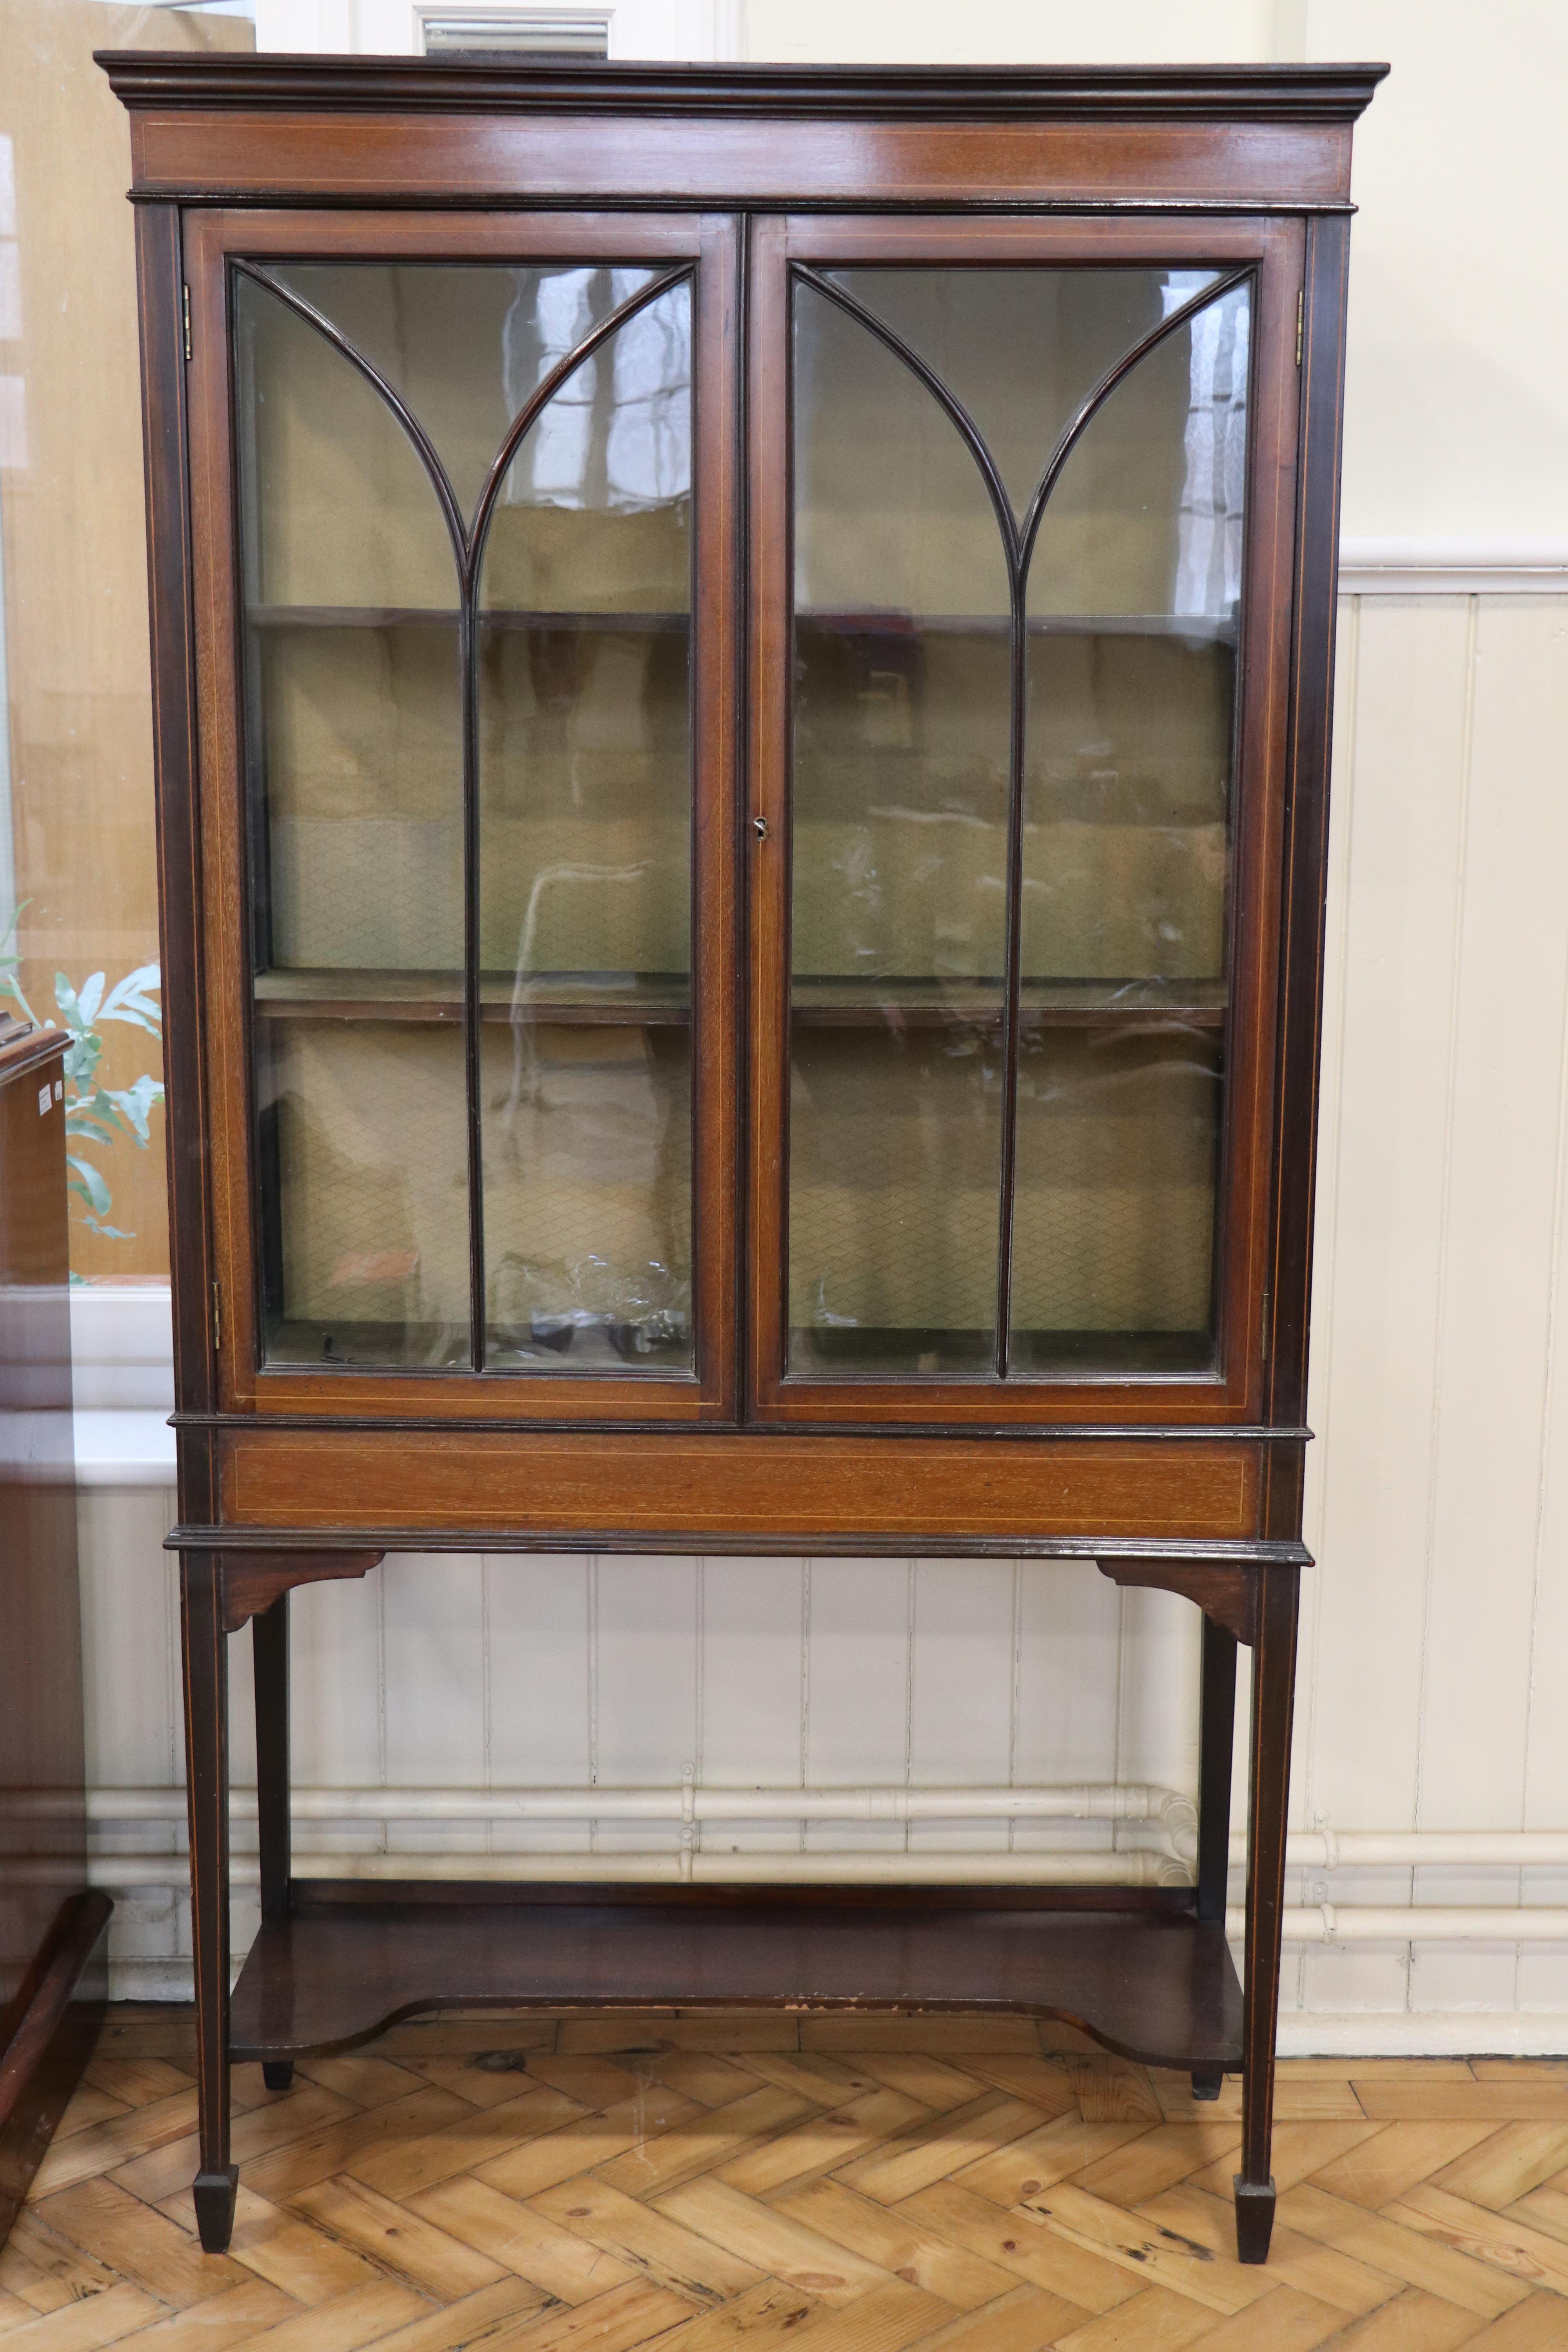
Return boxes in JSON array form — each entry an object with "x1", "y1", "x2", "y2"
[{"x1": 229, "y1": 1883, "x2": 1243, "y2": 2074}]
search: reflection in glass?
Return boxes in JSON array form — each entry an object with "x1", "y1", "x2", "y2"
[
  {"x1": 479, "y1": 281, "x2": 693, "y2": 1370},
  {"x1": 825, "y1": 267, "x2": 1220, "y2": 522},
  {"x1": 265, "y1": 262, "x2": 664, "y2": 525},
  {"x1": 1014, "y1": 279, "x2": 1247, "y2": 1372},
  {"x1": 1010, "y1": 1028, "x2": 1222, "y2": 1377},
  {"x1": 785, "y1": 264, "x2": 1250, "y2": 1382},
  {"x1": 788, "y1": 277, "x2": 1009, "y2": 1373},
  {"x1": 236, "y1": 269, "x2": 470, "y2": 1367},
  {"x1": 236, "y1": 261, "x2": 697, "y2": 1376},
  {"x1": 789, "y1": 1027, "x2": 1002, "y2": 1375},
  {"x1": 255, "y1": 1020, "x2": 471, "y2": 1368}
]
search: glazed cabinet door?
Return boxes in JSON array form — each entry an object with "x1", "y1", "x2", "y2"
[
  {"x1": 185, "y1": 212, "x2": 739, "y2": 1420},
  {"x1": 748, "y1": 215, "x2": 1304, "y2": 1425}
]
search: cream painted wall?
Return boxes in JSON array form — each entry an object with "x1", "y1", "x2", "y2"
[{"x1": 739, "y1": 0, "x2": 1568, "y2": 538}]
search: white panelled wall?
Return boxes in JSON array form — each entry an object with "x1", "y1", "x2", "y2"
[{"x1": 74, "y1": 568, "x2": 1568, "y2": 2048}]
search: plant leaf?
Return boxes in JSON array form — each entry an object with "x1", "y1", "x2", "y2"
[
  {"x1": 66, "y1": 1104, "x2": 125, "y2": 1146},
  {"x1": 104, "y1": 1074, "x2": 163, "y2": 1144},
  {"x1": 65, "y1": 1154, "x2": 113, "y2": 1216},
  {"x1": 99, "y1": 964, "x2": 163, "y2": 1033}
]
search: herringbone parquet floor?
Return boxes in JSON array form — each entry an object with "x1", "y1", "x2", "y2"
[{"x1": 7, "y1": 2009, "x2": 1568, "y2": 2352}]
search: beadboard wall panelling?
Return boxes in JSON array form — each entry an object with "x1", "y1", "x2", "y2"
[
  {"x1": 74, "y1": 590, "x2": 1568, "y2": 2030},
  {"x1": 1295, "y1": 589, "x2": 1568, "y2": 2022}
]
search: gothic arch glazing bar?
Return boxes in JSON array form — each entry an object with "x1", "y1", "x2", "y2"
[
  {"x1": 784, "y1": 258, "x2": 1256, "y2": 1383},
  {"x1": 234, "y1": 257, "x2": 697, "y2": 1374}
]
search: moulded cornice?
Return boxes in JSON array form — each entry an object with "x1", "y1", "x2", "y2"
[{"x1": 94, "y1": 52, "x2": 1389, "y2": 123}]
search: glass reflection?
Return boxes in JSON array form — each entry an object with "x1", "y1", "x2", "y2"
[
  {"x1": 479, "y1": 281, "x2": 693, "y2": 1371},
  {"x1": 825, "y1": 266, "x2": 1221, "y2": 521},
  {"x1": 236, "y1": 269, "x2": 469, "y2": 1367},
  {"x1": 266, "y1": 262, "x2": 664, "y2": 525},
  {"x1": 785, "y1": 264, "x2": 1250, "y2": 1383},
  {"x1": 255, "y1": 1020, "x2": 471, "y2": 1368},
  {"x1": 788, "y1": 276, "x2": 1009, "y2": 1375},
  {"x1": 1014, "y1": 278, "x2": 1248, "y2": 1374}
]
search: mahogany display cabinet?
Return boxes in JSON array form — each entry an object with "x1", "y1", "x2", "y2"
[{"x1": 103, "y1": 50, "x2": 1383, "y2": 2261}]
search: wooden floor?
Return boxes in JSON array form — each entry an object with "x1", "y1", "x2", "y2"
[{"x1": 6, "y1": 2011, "x2": 1568, "y2": 2351}]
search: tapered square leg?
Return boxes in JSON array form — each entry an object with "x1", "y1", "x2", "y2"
[
  {"x1": 262, "y1": 2062, "x2": 294, "y2": 2091},
  {"x1": 1194, "y1": 1615, "x2": 1238, "y2": 2110},
  {"x1": 253, "y1": 1591, "x2": 291, "y2": 1933},
  {"x1": 181, "y1": 1552, "x2": 234, "y2": 2252},
  {"x1": 193, "y1": 2167, "x2": 238, "y2": 2254},
  {"x1": 1236, "y1": 1564, "x2": 1299, "y2": 2263},
  {"x1": 1233, "y1": 2175, "x2": 1276, "y2": 2264}
]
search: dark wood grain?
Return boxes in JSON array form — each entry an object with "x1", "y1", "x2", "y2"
[
  {"x1": 1196, "y1": 1614, "x2": 1239, "y2": 1927},
  {"x1": 1236, "y1": 1561, "x2": 1300, "y2": 2262},
  {"x1": 1191, "y1": 1614, "x2": 1238, "y2": 2099},
  {"x1": 1095, "y1": 1558, "x2": 1260, "y2": 1648},
  {"x1": 222, "y1": 1548, "x2": 383, "y2": 1633},
  {"x1": 180, "y1": 1553, "x2": 236, "y2": 2252},
  {"x1": 230, "y1": 1885, "x2": 1243, "y2": 2073},
  {"x1": 134, "y1": 207, "x2": 217, "y2": 1449},
  {"x1": 212, "y1": 1429, "x2": 1265, "y2": 1543},
  {"x1": 96, "y1": 55, "x2": 1390, "y2": 121},
  {"x1": 252, "y1": 1597, "x2": 294, "y2": 2091},
  {"x1": 1265, "y1": 212, "x2": 1354, "y2": 1432}
]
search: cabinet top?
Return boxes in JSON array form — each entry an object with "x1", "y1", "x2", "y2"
[
  {"x1": 97, "y1": 53, "x2": 1384, "y2": 211},
  {"x1": 98, "y1": 53, "x2": 1387, "y2": 121}
]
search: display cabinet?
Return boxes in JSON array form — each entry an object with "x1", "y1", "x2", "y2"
[{"x1": 103, "y1": 50, "x2": 1382, "y2": 2263}]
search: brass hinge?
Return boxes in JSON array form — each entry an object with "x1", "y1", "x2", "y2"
[
  {"x1": 212, "y1": 1280, "x2": 222, "y2": 1354},
  {"x1": 1296, "y1": 290, "x2": 1304, "y2": 369},
  {"x1": 183, "y1": 283, "x2": 192, "y2": 363}
]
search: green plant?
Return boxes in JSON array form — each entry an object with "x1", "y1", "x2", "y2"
[{"x1": 1, "y1": 902, "x2": 165, "y2": 1246}]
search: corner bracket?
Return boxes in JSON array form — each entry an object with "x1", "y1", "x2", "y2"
[{"x1": 220, "y1": 1550, "x2": 383, "y2": 1634}]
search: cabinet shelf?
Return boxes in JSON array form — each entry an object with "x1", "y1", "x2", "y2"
[
  {"x1": 229, "y1": 1882, "x2": 1242, "y2": 2074},
  {"x1": 244, "y1": 606, "x2": 1229, "y2": 642},
  {"x1": 791, "y1": 977, "x2": 1227, "y2": 1027},
  {"x1": 250, "y1": 971, "x2": 1226, "y2": 1029},
  {"x1": 247, "y1": 605, "x2": 689, "y2": 633},
  {"x1": 252, "y1": 969, "x2": 691, "y2": 1024},
  {"x1": 797, "y1": 610, "x2": 1238, "y2": 644}
]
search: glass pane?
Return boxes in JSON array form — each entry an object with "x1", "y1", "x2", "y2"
[
  {"x1": 825, "y1": 266, "x2": 1220, "y2": 520},
  {"x1": 1011, "y1": 1029, "x2": 1223, "y2": 1374},
  {"x1": 789, "y1": 1027, "x2": 1003, "y2": 1374},
  {"x1": 255, "y1": 1020, "x2": 471, "y2": 1368},
  {"x1": 265, "y1": 262, "x2": 664, "y2": 524},
  {"x1": 788, "y1": 277, "x2": 1010, "y2": 1377},
  {"x1": 479, "y1": 281, "x2": 693, "y2": 1371},
  {"x1": 235, "y1": 269, "x2": 470, "y2": 1368},
  {"x1": 1013, "y1": 279, "x2": 1248, "y2": 1376}
]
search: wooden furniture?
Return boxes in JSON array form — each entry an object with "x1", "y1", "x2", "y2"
[
  {"x1": 102, "y1": 51, "x2": 1382, "y2": 2264},
  {"x1": 0, "y1": 1022, "x2": 112, "y2": 2239}
]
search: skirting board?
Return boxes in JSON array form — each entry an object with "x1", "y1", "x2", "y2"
[{"x1": 1276, "y1": 2013, "x2": 1568, "y2": 2058}]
